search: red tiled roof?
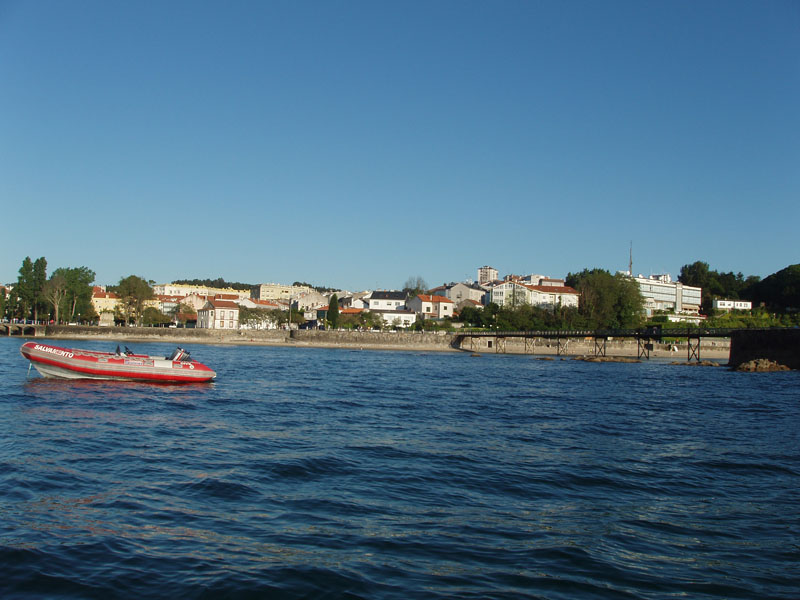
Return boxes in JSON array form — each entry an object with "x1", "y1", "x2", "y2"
[
  {"x1": 205, "y1": 300, "x2": 239, "y2": 309},
  {"x1": 417, "y1": 294, "x2": 454, "y2": 303},
  {"x1": 92, "y1": 290, "x2": 119, "y2": 299},
  {"x1": 526, "y1": 285, "x2": 579, "y2": 294}
]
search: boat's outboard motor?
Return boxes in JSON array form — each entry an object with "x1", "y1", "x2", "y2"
[{"x1": 168, "y1": 347, "x2": 189, "y2": 362}]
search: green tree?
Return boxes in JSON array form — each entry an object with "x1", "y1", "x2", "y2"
[
  {"x1": 458, "y1": 304, "x2": 484, "y2": 327},
  {"x1": 114, "y1": 275, "x2": 154, "y2": 325},
  {"x1": 15, "y1": 257, "x2": 35, "y2": 320},
  {"x1": 43, "y1": 272, "x2": 68, "y2": 323},
  {"x1": 142, "y1": 306, "x2": 172, "y2": 326},
  {"x1": 566, "y1": 269, "x2": 644, "y2": 329},
  {"x1": 56, "y1": 266, "x2": 96, "y2": 322},
  {"x1": 746, "y1": 264, "x2": 800, "y2": 311},
  {"x1": 32, "y1": 257, "x2": 48, "y2": 322},
  {"x1": 403, "y1": 276, "x2": 428, "y2": 298},
  {"x1": 328, "y1": 294, "x2": 340, "y2": 329}
]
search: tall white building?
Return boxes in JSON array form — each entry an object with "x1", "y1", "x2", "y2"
[
  {"x1": 477, "y1": 266, "x2": 498, "y2": 286},
  {"x1": 632, "y1": 274, "x2": 702, "y2": 317}
]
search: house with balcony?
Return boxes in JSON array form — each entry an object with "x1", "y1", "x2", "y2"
[{"x1": 197, "y1": 299, "x2": 240, "y2": 330}]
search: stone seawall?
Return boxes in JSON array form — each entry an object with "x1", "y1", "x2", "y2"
[
  {"x1": 290, "y1": 329, "x2": 455, "y2": 350},
  {"x1": 40, "y1": 326, "x2": 730, "y2": 359},
  {"x1": 45, "y1": 325, "x2": 290, "y2": 345},
  {"x1": 729, "y1": 329, "x2": 800, "y2": 370}
]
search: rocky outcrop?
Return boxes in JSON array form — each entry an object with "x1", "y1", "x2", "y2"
[{"x1": 735, "y1": 358, "x2": 791, "y2": 372}]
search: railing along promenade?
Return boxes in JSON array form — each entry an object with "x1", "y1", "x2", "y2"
[{"x1": 452, "y1": 327, "x2": 742, "y2": 361}]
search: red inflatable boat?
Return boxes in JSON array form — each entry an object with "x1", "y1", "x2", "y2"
[{"x1": 20, "y1": 342, "x2": 216, "y2": 383}]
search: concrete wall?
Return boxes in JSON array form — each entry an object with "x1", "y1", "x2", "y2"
[
  {"x1": 290, "y1": 329, "x2": 454, "y2": 350},
  {"x1": 729, "y1": 329, "x2": 800, "y2": 370}
]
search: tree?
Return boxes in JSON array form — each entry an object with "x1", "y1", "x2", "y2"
[
  {"x1": 114, "y1": 275, "x2": 154, "y2": 325},
  {"x1": 58, "y1": 266, "x2": 96, "y2": 322},
  {"x1": 678, "y1": 261, "x2": 710, "y2": 290},
  {"x1": 32, "y1": 257, "x2": 48, "y2": 322},
  {"x1": 328, "y1": 294, "x2": 340, "y2": 329},
  {"x1": 43, "y1": 272, "x2": 68, "y2": 323},
  {"x1": 15, "y1": 257, "x2": 35, "y2": 320},
  {"x1": 566, "y1": 269, "x2": 644, "y2": 329},
  {"x1": 238, "y1": 306, "x2": 281, "y2": 329},
  {"x1": 403, "y1": 276, "x2": 428, "y2": 298},
  {"x1": 142, "y1": 306, "x2": 172, "y2": 326},
  {"x1": 746, "y1": 264, "x2": 800, "y2": 311}
]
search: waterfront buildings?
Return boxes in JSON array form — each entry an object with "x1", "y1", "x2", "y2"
[
  {"x1": 153, "y1": 283, "x2": 249, "y2": 299},
  {"x1": 631, "y1": 274, "x2": 702, "y2": 318},
  {"x1": 489, "y1": 280, "x2": 580, "y2": 310}
]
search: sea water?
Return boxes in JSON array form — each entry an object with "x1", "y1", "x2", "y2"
[{"x1": 1, "y1": 337, "x2": 798, "y2": 599}]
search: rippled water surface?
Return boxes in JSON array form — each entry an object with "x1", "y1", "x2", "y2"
[{"x1": 1, "y1": 337, "x2": 798, "y2": 599}]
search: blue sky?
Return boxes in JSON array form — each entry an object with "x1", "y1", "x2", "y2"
[{"x1": 1, "y1": 1, "x2": 798, "y2": 291}]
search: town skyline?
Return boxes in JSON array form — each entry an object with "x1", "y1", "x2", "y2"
[{"x1": 2, "y1": 2, "x2": 797, "y2": 289}]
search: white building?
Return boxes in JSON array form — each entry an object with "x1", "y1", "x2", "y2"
[
  {"x1": 366, "y1": 291, "x2": 408, "y2": 311},
  {"x1": 713, "y1": 299, "x2": 752, "y2": 311},
  {"x1": 632, "y1": 274, "x2": 702, "y2": 316},
  {"x1": 371, "y1": 309, "x2": 418, "y2": 328},
  {"x1": 407, "y1": 294, "x2": 455, "y2": 319},
  {"x1": 489, "y1": 281, "x2": 579, "y2": 309},
  {"x1": 197, "y1": 299, "x2": 240, "y2": 329}
]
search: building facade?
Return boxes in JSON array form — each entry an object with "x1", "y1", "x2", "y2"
[
  {"x1": 407, "y1": 294, "x2": 455, "y2": 319},
  {"x1": 632, "y1": 274, "x2": 702, "y2": 316},
  {"x1": 477, "y1": 266, "x2": 499, "y2": 286},
  {"x1": 366, "y1": 291, "x2": 408, "y2": 311},
  {"x1": 153, "y1": 283, "x2": 250, "y2": 299},
  {"x1": 489, "y1": 281, "x2": 579, "y2": 309},
  {"x1": 251, "y1": 283, "x2": 313, "y2": 302},
  {"x1": 197, "y1": 300, "x2": 240, "y2": 329},
  {"x1": 712, "y1": 299, "x2": 752, "y2": 311}
]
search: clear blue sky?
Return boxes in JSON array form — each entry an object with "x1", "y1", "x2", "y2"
[{"x1": 1, "y1": 1, "x2": 798, "y2": 290}]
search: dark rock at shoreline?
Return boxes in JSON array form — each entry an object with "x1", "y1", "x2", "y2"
[
  {"x1": 573, "y1": 356, "x2": 641, "y2": 364},
  {"x1": 735, "y1": 358, "x2": 791, "y2": 372},
  {"x1": 670, "y1": 360, "x2": 721, "y2": 367}
]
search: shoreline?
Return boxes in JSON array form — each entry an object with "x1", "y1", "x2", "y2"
[{"x1": 24, "y1": 325, "x2": 732, "y2": 361}]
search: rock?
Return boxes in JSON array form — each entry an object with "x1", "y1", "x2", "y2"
[
  {"x1": 573, "y1": 356, "x2": 641, "y2": 363},
  {"x1": 735, "y1": 358, "x2": 791, "y2": 372},
  {"x1": 671, "y1": 360, "x2": 721, "y2": 367}
]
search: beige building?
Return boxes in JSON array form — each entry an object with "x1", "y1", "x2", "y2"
[
  {"x1": 197, "y1": 299, "x2": 240, "y2": 329},
  {"x1": 91, "y1": 287, "x2": 120, "y2": 316},
  {"x1": 251, "y1": 283, "x2": 313, "y2": 302},
  {"x1": 153, "y1": 283, "x2": 250, "y2": 299}
]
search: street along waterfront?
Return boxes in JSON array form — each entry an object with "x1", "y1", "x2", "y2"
[{"x1": 2, "y1": 338, "x2": 796, "y2": 599}]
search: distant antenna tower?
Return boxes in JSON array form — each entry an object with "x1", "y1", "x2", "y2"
[{"x1": 629, "y1": 241, "x2": 633, "y2": 276}]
